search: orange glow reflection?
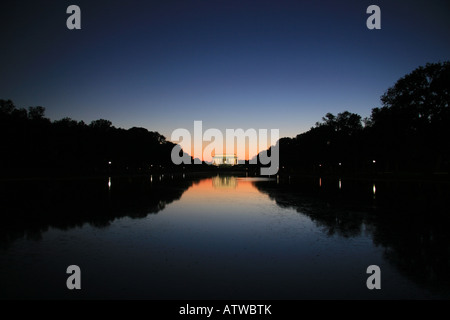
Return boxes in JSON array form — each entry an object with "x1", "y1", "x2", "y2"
[{"x1": 181, "y1": 177, "x2": 262, "y2": 203}]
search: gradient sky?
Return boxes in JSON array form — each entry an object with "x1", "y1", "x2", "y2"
[{"x1": 1, "y1": 0, "x2": 449, "y2": 150}]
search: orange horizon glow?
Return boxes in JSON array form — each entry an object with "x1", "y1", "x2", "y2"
[
  {"x1": 173, "y1": 137, "x2": 276, "y2": 162},
  {"x1": 168, "y1": 122, "x2": 279, "y2": 163}
]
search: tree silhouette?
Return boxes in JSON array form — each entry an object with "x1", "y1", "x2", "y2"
[
  {"x1": 0, "y1": 100, "x2": 188, "y2": 177},
  {"x1": 366, "y1": 61, "x2": 450, "y2": 172},
  {"x1": 0, "y1": 99, "x2": 15, "y2": 114},
  {"x1": 27, "y1": 106, "x2": 47, "y2": 121},
  {"x1": 89, "y1": 119, "x2": 113, "y2": 129},
  {"x1": 256, "y1": 61, "x2": 450, "y2": 176}
]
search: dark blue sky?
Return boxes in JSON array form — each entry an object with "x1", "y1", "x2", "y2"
[{"x1": 1, "y1": 0, "x2": 449, "y2": 140}]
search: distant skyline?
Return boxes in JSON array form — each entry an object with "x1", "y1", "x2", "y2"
[{"x1": 1, "y1": 0, "x2": 449, "y2": 145}]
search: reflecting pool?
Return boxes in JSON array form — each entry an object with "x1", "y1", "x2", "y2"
[{"x1": 1, "y1": 174, "x2": 449, "y2": 299}]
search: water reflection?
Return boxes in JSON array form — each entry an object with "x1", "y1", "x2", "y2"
[
  {"x1": 254, "y1": 177, "x2": 450, "y2": 297},
  {"x1": 1, "y1": 175, "x2": 449, "y2": 299},
  {"x1": 212, "y1": 175, "x2": 237, "y2": 189},
  {"x1": 0, "y1": 175, "x2": 201, "y2": 249}
]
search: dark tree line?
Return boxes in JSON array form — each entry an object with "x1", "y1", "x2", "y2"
[
  {"x1": 2, "y1": 61, "x2": 449, "y2": 177},
  {"x1": 0, "y1": 101, "x2": 189, "y2": 177},
  {"x1": 269, "y1": 61, "x2": 450, "y2": 176}
]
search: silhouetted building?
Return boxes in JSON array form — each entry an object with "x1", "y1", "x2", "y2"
[{"x1": 212, "y1": 154, "x2": 238, "y2": 166}]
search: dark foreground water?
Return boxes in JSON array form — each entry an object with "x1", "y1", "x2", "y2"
[{"x1": 1, "y1": 174, "x2": 449, "y2": 299}]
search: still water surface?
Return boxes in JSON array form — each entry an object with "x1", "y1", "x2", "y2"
[{"x1": 1, "y1": 174, "x2": 449, "y2": 299}]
